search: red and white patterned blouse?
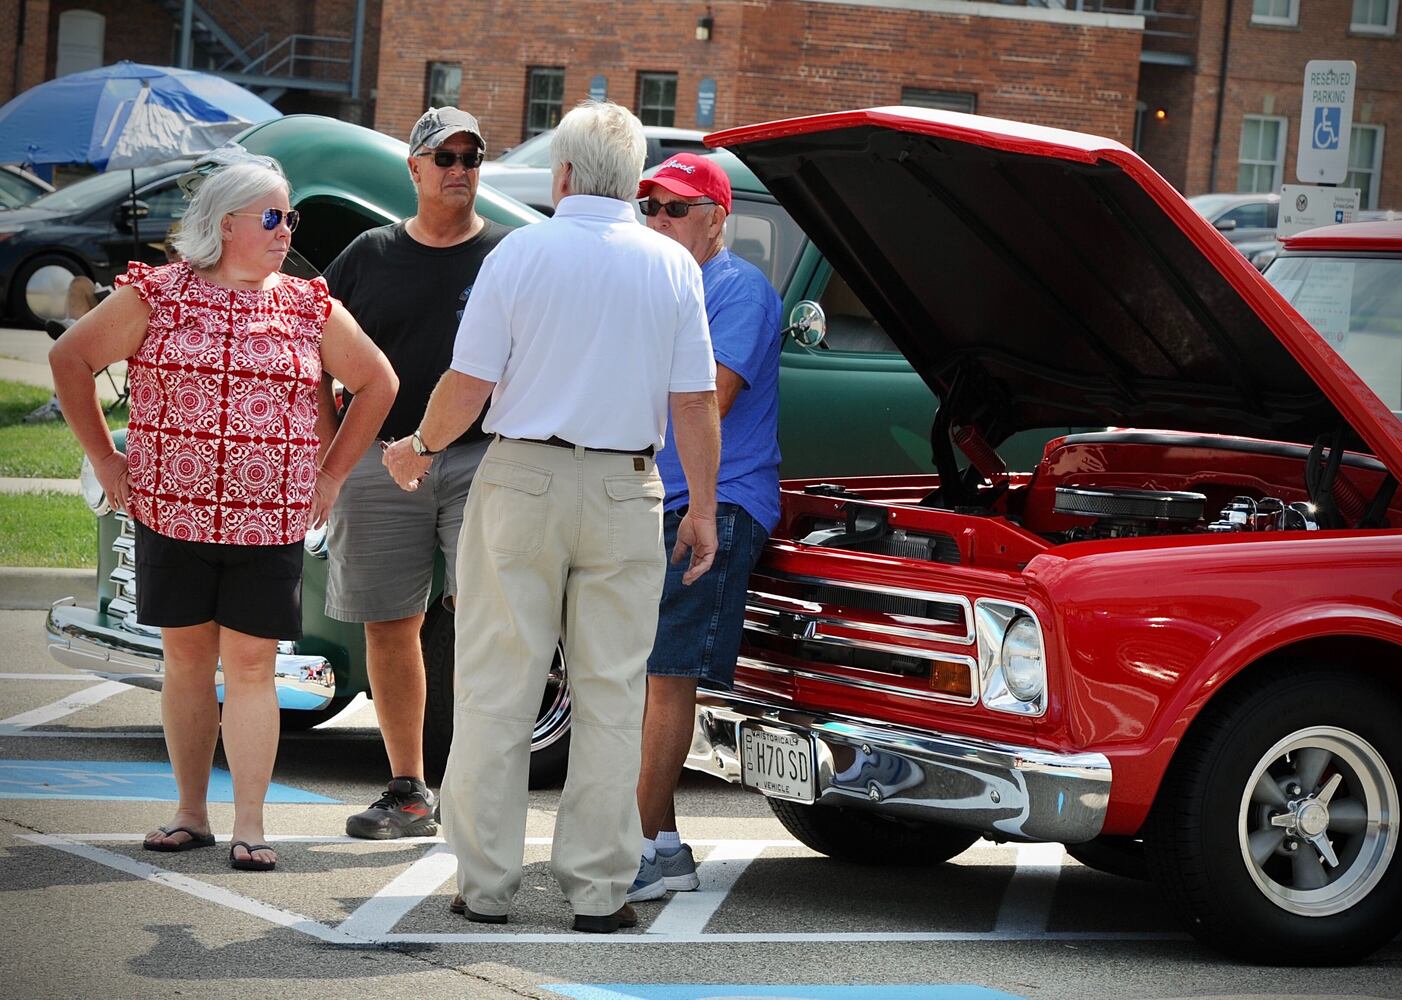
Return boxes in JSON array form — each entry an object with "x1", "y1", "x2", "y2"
[{"x1": 116, "y1": 260, "x2": 331, "y2": 546}]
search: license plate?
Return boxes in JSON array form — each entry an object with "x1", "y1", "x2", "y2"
[{"x1": 739, "y1": 723, "x2": 816, "y2": 803}]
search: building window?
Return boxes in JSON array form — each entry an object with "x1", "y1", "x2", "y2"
[
  {"x1": 1251, "y1": 0, "x2": 1298, "y2": 25},
  {"x1": 525, "y1": 67, "x2": 565, "y2": 139},
  {"x1": 1351, "y1": 0, "x2": 1398, "y2": 33},
  {"x1": 637, "y1": 72, "x2": 677, "y2": 127},
  {"x1": 1237, "y1": 115, "x2": 1286, "y2": 192},
  {"x1": 425, "y1": 62, "x2": 461, "y2": 110},
  {"x1": 900, "y1": 88, "x2": 976, "y2": 114},
  {"x1": 1346, "y1": 125, "x2": 1385, "y2": 209},
  {"x1": 56, "y1": 10, "x2": 105, "y2": 78}
]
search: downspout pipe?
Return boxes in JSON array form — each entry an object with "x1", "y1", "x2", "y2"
[{"x1": 1207, "y1": 0, "x2": 1235, "y2": 192}]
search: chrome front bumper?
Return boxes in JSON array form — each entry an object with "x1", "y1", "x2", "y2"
[
  {"x1": 46, "y1": 598, "x2": 339, "y2": 711},
  {"x1": 689, "y1": 691, "x2": 1111, "y2": 844}
]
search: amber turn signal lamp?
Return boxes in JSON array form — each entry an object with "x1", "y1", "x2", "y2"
[{"x1": 929, "y1": 659, "x2": 973, "y2": 699}]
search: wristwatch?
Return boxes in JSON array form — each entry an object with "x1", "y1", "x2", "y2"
[{"x1": 410, "y1": 429, "x2": 440, "y2": 456}]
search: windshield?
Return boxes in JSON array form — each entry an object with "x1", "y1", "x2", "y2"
[
  {"x1": 495, "y1": 131, "x2": 554, "y2": 168},
  {"x1": 1266, "y1": 254, "x2": 1402, "y2": 417},
  {"x1": 28, "y1": 165, "x2": 176, "y2": 213}
]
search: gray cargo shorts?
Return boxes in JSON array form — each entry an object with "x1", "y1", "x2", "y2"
[{"x1": 325, "y1": 438, "x2": 488, "y2": 622}]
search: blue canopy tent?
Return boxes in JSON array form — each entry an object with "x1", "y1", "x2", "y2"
[
  {"x1": 0, "y1": 60, "x2": 281, "y2": 170},
  {"x1": 0, "y1": 61, "x2": 281, "y2": 257}
]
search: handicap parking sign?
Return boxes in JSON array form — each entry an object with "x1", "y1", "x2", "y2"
[{"x1": 1312, "y1": 106, "x2": 1342, "y2": 151}]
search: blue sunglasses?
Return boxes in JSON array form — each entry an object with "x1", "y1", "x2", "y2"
[{"x1": 230, "y1": 207, "x2": 300, "y2": 232}]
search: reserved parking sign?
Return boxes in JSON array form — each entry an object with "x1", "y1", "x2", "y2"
[{"x1": 1296, "y1": 60, "x2": 1356, "y2": 184}]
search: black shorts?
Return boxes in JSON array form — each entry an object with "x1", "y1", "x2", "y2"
[{"x1": 134, "y1": 520, "x2": 304, "y2": 640}]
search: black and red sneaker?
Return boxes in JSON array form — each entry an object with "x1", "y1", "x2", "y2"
[{"x1": 345, "y1": 777, "x2": 439, "y2": 839}]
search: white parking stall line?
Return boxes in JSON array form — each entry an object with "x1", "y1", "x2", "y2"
[
  {"x1": 22, "y1": 834, "x2": 1181, "y2": 946},
  {"x1": 993, "y1": 842, "x2": 1067, "y2": 934},
  {"x1": 338, "y1": 843, "x2": 459, "y2": 938},
  {"x1": 20, "y1": 834, "x2": 367, "y2": 945},
  {"x1": 373, "y1": 929, "x2": 1187, "y2": 945},
  {"x1": 0, "y1": 673, "x2": 111, "y2": 681},
  {"x1": 0, "y1": 679, "x2": 132, "y2": 732},
  {"x1": 645, "y1": 839, "x2": 770, "y2": 936}
]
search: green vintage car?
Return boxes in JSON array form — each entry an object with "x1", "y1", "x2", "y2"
[{"x1": 43, "y1": 114, "x2": 1041, "y2": 783}]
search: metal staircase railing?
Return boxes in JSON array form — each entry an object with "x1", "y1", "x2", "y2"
[{"x1": 162, "y1": 0, "x2": 362, "y2": 99}]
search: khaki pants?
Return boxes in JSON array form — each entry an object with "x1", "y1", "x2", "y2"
[{"x1": 441, "y1": 436, "x2": 665, "y2": 918}]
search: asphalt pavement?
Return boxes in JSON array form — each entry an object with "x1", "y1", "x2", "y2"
[
  {"x1": 3, "y1": 327, "x2": 1400, "y2": 998},
  {"x1": 2, "y1": 609, "x2": 1400, "y2": 1000}
]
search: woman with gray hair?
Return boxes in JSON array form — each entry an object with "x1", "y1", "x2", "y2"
[{"x1": 50, "y1": 151, "x2": 397, "y2": 872}]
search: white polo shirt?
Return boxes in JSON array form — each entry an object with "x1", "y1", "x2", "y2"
[{"x1": 450, "y1": 194, "x2": 716, "y2": 450}]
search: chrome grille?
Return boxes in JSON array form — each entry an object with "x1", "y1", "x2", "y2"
[
  {"x1": 742, "y1": 570, "x2": 978, "y2": 706},
  {"x1": 108, "y1": 513, "x2": 138, "y2": 617}
]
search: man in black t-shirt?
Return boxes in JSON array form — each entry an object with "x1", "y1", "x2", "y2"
[{"x1": 320, "y1": 107, "x2": 509, "y2": 840}]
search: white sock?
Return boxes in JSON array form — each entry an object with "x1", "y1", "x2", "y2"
[
  {"x1": 642, "y1": 837, "x2": 657, "y2": 861},
  {"x1": 656, "y1": 830, "x2": 682, "y2": 852}
]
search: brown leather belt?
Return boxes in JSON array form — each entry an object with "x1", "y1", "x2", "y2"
[{"x1": 507, "y1": 435, "x2": 654, "y2": 457}]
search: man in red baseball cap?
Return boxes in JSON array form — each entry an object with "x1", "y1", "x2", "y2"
[{"x1": 630, "y1": 152, "x2": 784, "y2": 903}]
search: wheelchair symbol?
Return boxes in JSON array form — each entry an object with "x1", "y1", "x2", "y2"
[{"x1": 1313, "y1": 107, "x2": 1341, "y2": 151}]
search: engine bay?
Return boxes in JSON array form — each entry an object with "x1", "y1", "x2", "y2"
[{"x1": 786, "y1": 430, "x2": 1400, "y2": 567}]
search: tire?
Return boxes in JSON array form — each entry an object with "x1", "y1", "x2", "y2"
[
  {"x1": 279, "y1": 696, "x2": 355, "y2": 732},
  {"x1": 767, "y1": 797, "x2": 979, "y2": 866},
  {"x1": 12, "y1": 253, "x2": 83, "y2": 327},
  {"x1": 420, "y1": 601, "x2": 572, "y2": 788},
  {"x1": 1065, "y1": 836, "x2": 1149, "y2": 881},
  {"x1": 1144, "y1": 668, "x2": 1402, "y2": 965}
]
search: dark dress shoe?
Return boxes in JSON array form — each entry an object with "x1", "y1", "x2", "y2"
[
  {"x1": 449, "y1": 893, "x2": 507, "y2": 923},
  {"x1": 572, "y1": 902, "x2": 637, "y2": 933}
]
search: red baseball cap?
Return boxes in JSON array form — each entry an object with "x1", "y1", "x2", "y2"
[{"x1": 637, "y1": 153, "x2": 732, "y2": 213}]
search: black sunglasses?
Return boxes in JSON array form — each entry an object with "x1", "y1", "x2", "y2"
[
  {"x1": 419, "y1": 149, "x2": 485, "y2": 169},
  {"x1": 229, "y1": 208, "x2": 300, "y2": 232},
  {"x1": 639, "y1": 197, "x2": 716, "y2": 218}
]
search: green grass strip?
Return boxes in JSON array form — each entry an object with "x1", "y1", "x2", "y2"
[
  {"x1": 0, "y1": 490, "x2": 97, "y2": 567},
  {"x1": 0, "y1": 379, "x2": 128, "y2": 478}
]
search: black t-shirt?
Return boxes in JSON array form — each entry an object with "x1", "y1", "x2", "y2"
[{"x1": 323, "y1": 218, "x2": 509, "y2": 445}]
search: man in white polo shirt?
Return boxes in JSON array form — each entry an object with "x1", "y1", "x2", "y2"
[{"x1": 383, "y1": 100, "x2": 719, "y2": 934}]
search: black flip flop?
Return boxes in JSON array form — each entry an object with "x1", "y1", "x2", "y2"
[
  {"x1": 229, "y1": 840, "x2": 277, "y2": 871},
  {"x1": 143, "y1": 825, "x2": 216, "y2": 853}
]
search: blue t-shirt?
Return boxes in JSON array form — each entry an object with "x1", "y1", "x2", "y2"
[{"x1": 657, "y1": 247, "x2": 783, "y2": 534}]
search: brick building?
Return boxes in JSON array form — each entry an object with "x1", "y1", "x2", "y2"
[
  {"x1": 2, "y1": 0, "x2": 1397, "y2": 206},
  {"x1": 374, "y1": 0, "x2": 1145, "y2": 152},
  {"x1": 1137, "y1": 0, "x2": 1399, "y2": 209}
]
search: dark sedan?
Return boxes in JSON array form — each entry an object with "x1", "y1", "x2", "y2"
[{"x1": 0, "y1": 159, "x2": 193, "y2": 327}]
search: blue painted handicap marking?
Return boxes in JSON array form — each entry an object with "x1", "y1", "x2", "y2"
[
  {"x1": 542, "y1": 987, "x2": 1028, "y2": 1000},
  {"x1": 0, "y1": 760, "x2": 338, "y2": 803}
]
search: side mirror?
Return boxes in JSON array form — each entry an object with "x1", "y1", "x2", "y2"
[
  {"x1": 1214, "y1": 217, "x2": 1237, "y2": 232},
  {"x1": 784, "y1": 300, "x2": 827, "y2": 348},
  {"x1": 117, "y1": 199, "x2": 150, "y2": 228}
]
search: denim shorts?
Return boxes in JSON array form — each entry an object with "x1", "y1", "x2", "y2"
[{"x1": 647, "y1": 502, "x2": 768, "y2": 690}]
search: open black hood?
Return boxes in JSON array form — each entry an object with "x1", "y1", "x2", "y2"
[{"x1": 712, "y1": 109, "x2": 1364, "y2": 452}]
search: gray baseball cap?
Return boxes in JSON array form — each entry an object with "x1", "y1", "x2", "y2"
[{"x1": 409, "y1": 107, "x2": 485, "y2": 154}]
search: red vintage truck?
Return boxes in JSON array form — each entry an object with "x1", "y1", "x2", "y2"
[{"x1": 685, "y1": 107, "x2": 1402, "y2": 964}]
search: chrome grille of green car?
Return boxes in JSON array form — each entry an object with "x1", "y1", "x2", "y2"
[{"x1": 108, "y1": 512, "x2": 138, "y2": 618}]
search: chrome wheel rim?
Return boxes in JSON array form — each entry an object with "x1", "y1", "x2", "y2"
[
  {"x1": 1237, "y1": 725, "x2": 1397, "y2": 916},
  {"x1": 25, "y1": 263, "x2": 76, "y2": 321},
  {"x1": 532, "y1": 642, "x2": 571, "y2": 751}
]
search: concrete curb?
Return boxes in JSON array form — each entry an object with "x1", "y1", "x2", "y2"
[
  {"x1": 0, "y1": 566, "x2": 96, "y2": 610},
  {"x1": 0, "y1": 477, "x2": 81, "y2": 495}
]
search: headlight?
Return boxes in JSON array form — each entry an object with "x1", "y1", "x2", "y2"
[
  {"x1": 1000, "y1": 616, "x2": 1045, "y2": 702},
  {"x1": 77, "y1": 455, "x2": 111, "y2": 515},
  {"x1": 303, "y1": 522, "x2": 328, "y2": 558},
  {"x1": 974, "y1": 599, "x2": 1048, "y2": 716}
]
